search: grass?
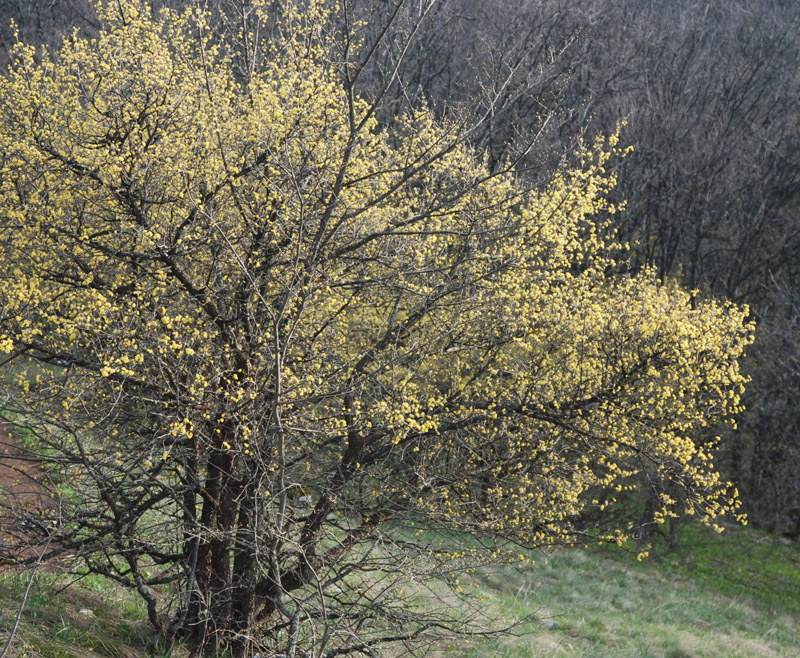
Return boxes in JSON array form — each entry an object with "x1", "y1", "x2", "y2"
[
  {"x1": 433, "y1": 523, "x2": 800, "y2": 657},
  {"x1": 0, "y1": 524, "x2": 797, "y2": 657},
  {"x1": 659, "y1": 522, "x2": 800, "y2": 616},
  {"x1": 0, "y1": 569, "x2": 166, "y2": 658}
]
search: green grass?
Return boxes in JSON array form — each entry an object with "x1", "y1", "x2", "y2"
[
  {"x1": 0, "y1": 569, "x2": 165, "y2": 658},
  {"x1": 657, "y1": 522, "x2": 800, "y2": 616},
  {"x1": 432, "y1": 523, "x2": 800, "y2": 657},
  {"x1": 0, "y1": 524, "x2": 797, "y2": 657}
]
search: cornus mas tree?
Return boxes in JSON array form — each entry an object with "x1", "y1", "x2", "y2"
[{"x1": 0, "y1": 1, "x2": 753, "y2": 655}]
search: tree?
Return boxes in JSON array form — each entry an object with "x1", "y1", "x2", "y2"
[{"x1": 0, "y1": 1, "x2": 753, "y2": 655}]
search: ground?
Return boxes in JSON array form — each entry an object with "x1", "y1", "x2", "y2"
[{"x1": 0, "y1": 425, "x2": 58, "y2": 564}]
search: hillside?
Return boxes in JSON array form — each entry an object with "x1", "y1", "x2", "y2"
[{"x1": 1, "y1": 524, "x2": 797, "y2": 657}]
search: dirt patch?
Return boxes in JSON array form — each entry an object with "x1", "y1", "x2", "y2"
[{"x1": 0, "y1": 425, "x2": 60, "y2": 563}]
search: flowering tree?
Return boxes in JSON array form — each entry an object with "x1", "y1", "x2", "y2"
[{"x1": 0, "y1": 1, "x2": 752, "y2": 655}]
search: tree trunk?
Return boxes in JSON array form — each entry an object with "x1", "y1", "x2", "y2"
[{"x1": 194, "y1": 433, "x2": 241, "y2": 655}]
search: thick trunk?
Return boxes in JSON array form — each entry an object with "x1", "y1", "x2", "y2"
[
  {"x1": 194, "y1": 431, "x2": 241, "y2": 654},
  {"x1": 229, "y1": 486, "x2": 258, "y2": 658}
]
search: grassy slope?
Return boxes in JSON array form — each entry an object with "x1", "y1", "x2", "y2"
[
  {"x1": 0, "y1": 525, "x2": 797, "y2": 658},
  {"x1": 438, "y1": 524, "x2": 800, "y2": 658},
  {"x1": 0, "y1": 571, "x2": 157, "y2": 658}
]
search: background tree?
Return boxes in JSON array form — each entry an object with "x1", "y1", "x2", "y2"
[{"x1": 0, "y1": 0, "x2": 754, "y2": 656}]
